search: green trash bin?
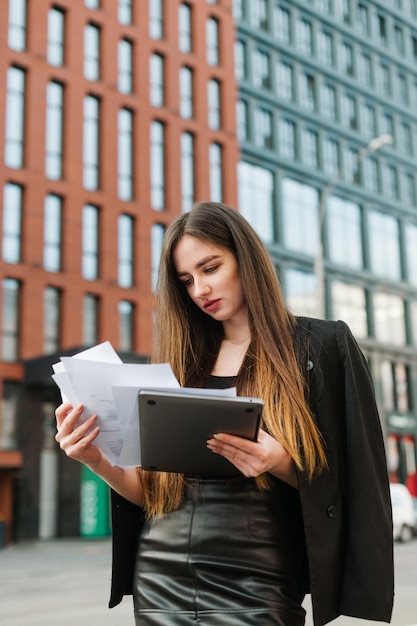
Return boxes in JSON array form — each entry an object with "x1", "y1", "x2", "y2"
[{"x1": 80, "y1": 465, "x2": 111, "y2": 537}]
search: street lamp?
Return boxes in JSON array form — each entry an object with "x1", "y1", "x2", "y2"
[{"x1": 314, "y1": 133, "x2": 394, "y2": 319}]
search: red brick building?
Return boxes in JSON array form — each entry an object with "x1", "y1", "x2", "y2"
[{"x1": 0, "y1": 0, "x2": 239, "y2": 542}]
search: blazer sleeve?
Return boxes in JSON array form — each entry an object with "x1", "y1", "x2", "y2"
[{"x1": 335, "y1": 320, "x2": 394, "y2": 621}]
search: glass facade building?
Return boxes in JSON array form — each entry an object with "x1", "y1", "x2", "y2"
[{"x1": 234, "y1": 0, "x2": 417, "y2": 494}]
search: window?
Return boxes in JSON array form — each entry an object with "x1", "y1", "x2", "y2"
[
  {"x1": 254, "y1": 108, "x2": 273, "y2": 149},
  {"x1": 285, "y1": 269, "x2": 319, "y2": 318},
  {"x1": 2, "y1": 183, "x2": 22, "y2": 264},
  {"x1": 206, "y1": 18, "x2": 219, "y2": 65},
  {"x1": 209, "y1": 143, "x2": 222, "y2": 202},
  {"x1": 282, "y1": 178, "x2": 319, "y2": 255},
  {"x1": 236, "y1": 100, "x2": 248, "y2": 142},
  {"x1": 274, "y1": 5, "x2": 290, "y2": 43},
  {"x1": 317, "y1": 31, "x2": 333, "y2": 65},
  {"x1": 118, "y1": 109, "x2": 133, "y2": 201},
  {"x1": 363, "y1": 158, "x2": 379, "y2": 192},
  {"x1": 334, "y1": 0, "x2": 350, "y2": 23},
  {"x1": 278, "y1": 118, "x2": 296, "y2": 160},
  {"x1": 339, "y1": 42, "x2": 353, "y2": 76},
  {"x1": 181, "y1": 132, "x2": 194, "y2": 212},
  {"x1": 357, "y1": 4, "x2": 368, "y2": 35},
  {"x1": 150, "y1": 121, "x2": 165, "y2": 210},
  {"x1": 251, "y1": 0, "x2": 268, "y2": 30},
  {"x1": 404, "y1": 223, "x2": 417, "y2": 286},
  {"x1": 361, "y1": 103, "x2": 375, "y2": 138},
  {"x1": 118, "y1": 39, "x2": 133, "y2": 94},
  {"x1": 302, "y1": 129, "x2": 318, "y2": 168},
  {"x1": 2, "y1": 278, "x2": 20, "y2": 362},
  {"x1": 397, "y1": 73, "x2": 408, "y2": 104},
  {"x1": 378, "y1": 63, "x2": 391, "y2": 97},
  {"x1": 151, "y1": 224, "x2": 165, "y2": 291},
  {"x1": 208, "y1": 79, "x2": 220, "y2": 129},
  {"x1": 394, "y1": 25, "x2": 404, "y2": 55},
  {"x1": 359, "y1": 52, "x2": 372, "y2": 86},
  {"x1": 341, "y1": 93, "x2": 356, "y2": 130},
  {"x1": 373, "y1": 292, "x2": 406, "y2": 346},
  {"x1": 83, "y1": 294, "x2": 99, "y2": 346},
  {"x1": 299, "y1": 73, "x2": 315, "y2": 111},
  {"x1": 381, "y1": 112, "x2": 394, "y2": 139},
  {"x1": 118, "y1": 0, "x2": 132, "y2": 25},
  {"x1": 331, "y1": 281, "x2": 367, "y2": 338},
  {"x1": 179, "y1": 3, "x2": 192, "y2": 53},
  {"x1": 344, "y1": 147, "x2": 360, "y2": 184},
  {"x1": 377, "y1": 15, "x2": 386, "y2": 45},
  {"x1": 149, "y1": 0, "x2": 163, "y2": 39},
  {"x1": 275, "y1": 60, "x2": 293, "y2": 100},
  {"x1": 47, "y1": 7, "x2": 65, "y2": 66},
  {"x1": 118, "y1": 301, "x2": 134, "y2": 350},
  {"x1": 323, "y1": 138, "x2": 339, "y2": 177},
  {"x1": 82, "y1": 204, "x2": 99, "y2": 280},
  {"x1": 85, "y1": 0, "x2": 100, "y2": 7},
  {"x1": 253, "y1": 49, "x2": 270, "y2": 89},
  {"x1": 8, "y1": 0, "x2": 26, "y2": 51},
  {"x1": 383, "y1": 165, "x2": 399, "y2": 200},
  {"x1": 403, "y1": 173, "x2": 416, "y2": 207},
  {"x1": 45, "y1": 82, "x2": 64, "y2": 180},
  {"x1": 321, "y1": 84, "x2": 336, "y2": 121},
  {"x1": 297, "y1": 19, "x2": 312, "y2": 55},
  {"x1": 43, "y1": 194, "x2": 62, "y2": 272},
  {"x1": 44, "y1": 287, "x2": 61, "y2": 354},
  {"x1": 4, "y1": 66, "x2": 26, "y2": 169},
  {"x1": 368, "y1": 211, "x2": 401, "y2": 280},
  {"x1": 233, "y1": 0, "x2": 243, "y2": 20},
  {"x1": 1, "y1": 381, "x2": 20, "y2": 449},
  {"x1": 327, "y1": 196, "x2": 362, "y2": 268},
  {"x1": 399, "y1": 122, "x2": 412, "y2": 156},
  {"x1": 118, "y1": 214, "x2": 134, "y2": 288},
  {"x1": 380, "y1": 361, "x2": 410, "y2": 413},
  {"x1": 238, "y1": 162, "x2": 274, "y2": 243},
  {"x1": 150, "y1": 54, "x2": 164, "y2": 107},
  {"x1": 84, "y1": 24, "x2": 100, "y2": 81},
  {"x1": 83, "y1": 95, "x2": 100, "y2": 191},
  {"x1": 234, "y1": 40, "x2": 246, "y2": 80},
  {"x1": 179, "y1": 67, "x2": 193, "y2": 119}
]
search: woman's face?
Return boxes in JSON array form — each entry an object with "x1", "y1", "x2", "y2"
[{"x1": 173, "y1": 234, "x2": 248, "y2": 326}]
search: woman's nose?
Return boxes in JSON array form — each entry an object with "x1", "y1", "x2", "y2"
[{"x1": 193, "y1": 277, "x2": 210, "y2": 298}]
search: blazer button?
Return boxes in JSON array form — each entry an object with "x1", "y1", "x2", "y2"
[{"x1": 327, "y1": 505, "x2": 338, "y2": 519}]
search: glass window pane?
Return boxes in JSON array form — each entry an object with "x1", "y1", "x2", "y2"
[
  {"x1": 8, "y1": 0, "x2": 26, "y2": 51},
  {"x1": 238, "y1": 161, "x2": 274, "y2": 243},
  {"x1": 45, "y1": 82, "x2": 64, "y2": 180},
  {"x1": 151, "y1": 224, "x2": 165, "y2": 291},
  {"x1": 179, "y1": 3, "x2": 192, "y2": 53},
  {"x1": 149, "y1": 0, "x2": 163, "y2": 39},
  {"x1": 118, "y1": 300, "x2": 134, "y2": 350},
  {"x1": 405, "y1": 223, "x2": 417, "y2": 286},
  {"x1": 285, "y1": 269, "x2": 319, "y2": 318},
  {"x1": 331, "y1": 281, "x2": 367, "y2": 338},
  {"x1": 209, "y1": 143, "x2": 222, "y2": 202},
  {"x1": 118, "y1": 214, "x2": 133, "y2": 287},
  {"x1": 43, "y1": 194, "x2": 62, "y2": 272},
  {"x1": 181, "y1": 133, "x2": 194, "y2": 212},
  {"x1": 368, "y1": 211, "x2": 401, "y2": 280},
  {"x1": 4, "y1": 67, "x2": 26, "y2": 169},
  {"x1": 118, "y1": 39, "x2": 133, "y2": 94},
  {"x1": 373, "y1": 292, "x2": 406, "y2": 346},
  {"x1": 150, "y1": 121, "x2": 165, "y2": 210},
  {"x1": 179, "y1": 67, "x2": 193, "y2": 119},
  {"x1": 2, "y1": 278, "x2": 20, "y2": 361},
  {"x1": 82, "y1": 204, "x2": 99, "y2": 280},
  {"x1": 83, "y1": 96, "x2": 100, "y2": 190},
  {"x1": 2, "y1": 183, "x2": 22, "y2": 264},
  {"x1": 119, "y1": 0, "x2": 132, "y2": 25},
  {"x1": 327, "y1": 196, "x2": 363, "y2": 269},
  {"x1": 118, "y1": 109, "x2": 133, "y2": 201},
  {"x1": 282, "y1": 178, "x2": 319, "y2": 255},
  {"x1": 83, "y1": 294, "x2": 99, "y2": 345},
  {"x1": 206, "y1": 18, "x2": 219, "y2": 65},
  {"x1": 84, "y1": 24, "x2": 100, "y2": 81},
  {"x1": 44, "y1": 287, "x2": 61, "y2": 353},
  {"x1": 47, "y1": 8, "x2": 65, "y2": 66},
  {"x1": 150, "y1": 54, "x2": 164, "y2": 106}
]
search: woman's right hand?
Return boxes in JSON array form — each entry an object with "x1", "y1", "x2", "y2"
[{"x1": 55, "y1": 402, "x2": 103, "y2": 469}]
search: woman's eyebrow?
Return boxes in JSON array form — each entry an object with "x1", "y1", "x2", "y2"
[{"x1": 177, "y1": 255, "x2": 221, "y2": 277}]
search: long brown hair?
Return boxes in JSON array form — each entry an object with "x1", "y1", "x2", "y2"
[{"x1": 140, "y1": 202, "x2": 327, "y2": 516}]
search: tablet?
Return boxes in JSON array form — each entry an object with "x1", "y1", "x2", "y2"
[{"x1": 138, "y1": 389, "x2": 263, "y2": 477}]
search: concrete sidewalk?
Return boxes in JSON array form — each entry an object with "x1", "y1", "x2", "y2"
[{"x1": 1, "y1": 537, "x2": 416, "y2": 625}]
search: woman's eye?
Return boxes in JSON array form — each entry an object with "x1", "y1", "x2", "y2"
[
  {"x1": 183, "y1": 277, "x2": 193, "y2": 287},
  {"x1": 204, "y1": 265, "x2": 217, "y2": 274}
]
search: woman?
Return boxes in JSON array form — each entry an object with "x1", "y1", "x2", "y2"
[{"x1": 55, "y1": 202, "x2": 394, "y2": 626}]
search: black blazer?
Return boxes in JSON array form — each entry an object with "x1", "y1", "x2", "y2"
[{"x1": 108, "y1": 317, "x2": 394, "y2": 626}]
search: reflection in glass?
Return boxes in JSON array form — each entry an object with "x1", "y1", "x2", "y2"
[
  {"x1": 118, "y1": 214, "x2": 133, "y2": 288},
  {"x1": 238, "y1": 161, "x2": 273, "y2": 243},
  {"x1": 119, "y1": 0, "x2": 132, "y2": 25},
  {"x1": 83, "y1": 96, "x2": 100, "y2": 190},
  {"x1": 82, "y1": 204, "x2": 99, "y2": 280},
  {"x1": 327, "y1": 196, "x2": 362, "y2": 269},
  {"x1": 84, "y1": 24, "x2": 100, "y2": 81},
  {"x1": 43, "y1": 195, "x2": 62, "y2": 272},
  {"x1": 206, "y1": 18, "x2": 219, "y2": 65},
  {"x1": 150, "y1": 121, "x2": 165, "y2": 210},
  {"x1": 4, "y1": 67, "x2": 25, "y2": 169},
  {"x1": 179, "y1": 67, "x2": 193, "y2": 119},
  {"x1": 150, "y1": 54, "x2": 164, "y2": 107},
  {"x1": 208, "y1": 79, "x2": 220, "y2": 129},
  {"x1": 373, "y1": 291, "x2": 405, "y2": 346},
  {"x1": 209, "y1": 143, "x2": 222, "y2": 203},
  {"x1": 2, "y1": 183, "x2": 22, "y2": 264},
  {"x1": 118, "y1": 109, "x2": 133, "y2": 201},
  {"x1": 149, "y1": 0, "x2": 163, "y2": 39},
  {"x1": 179, "y1": 3, "x2": 192, "y2": 53},
  {"x1": 45, "y1": 82, "x2": 64, "y2": 180},
  {"x1": 8, "y1": 0, "x2": 26, "y2": 51},
  {"x1": 118, "y1": 39, "x2": 133, "y2": 94},
  {"x1": 181, "y1": 133, "x2": 194, "y2": 213},
  {"x1": 285, "y1": 269, "x2": 319, "y2": 318},
  {"x1": 282, "y1": 178, "x2": 319, "y2": 256},
  {"x1": 368, "y1": 210, "x2": 401, "y2": 280},
  {"x1": 331, "y1": 281, "x2": 367, "y2": 338},
  {"x1": 47, "y1": 8, "x2": 65, "y2": 66}
]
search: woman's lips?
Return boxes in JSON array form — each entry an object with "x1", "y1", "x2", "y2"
[{"x1": 203, "y1": 299, "x2": 221, "y2": 312}]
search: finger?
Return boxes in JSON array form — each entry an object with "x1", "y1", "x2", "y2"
[
  {"x1": 55, "y1": 402, "x2": 74, "y2": 427},
  {"x1": 55, "y1": 411, "x2": 96, "y2": 444}
]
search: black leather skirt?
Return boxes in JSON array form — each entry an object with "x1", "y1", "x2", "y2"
[{"x1": 133, "y1": 477, "x2": 306, "y2": 625}]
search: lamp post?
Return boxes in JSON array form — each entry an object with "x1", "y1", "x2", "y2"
[{"x1": 314, "y1": 133, "x2": 394, "y2": 319}]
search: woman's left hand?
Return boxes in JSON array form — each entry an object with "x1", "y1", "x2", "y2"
[{"x1": 207, "y1": 428, "x2": 298, "y2": 488}]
